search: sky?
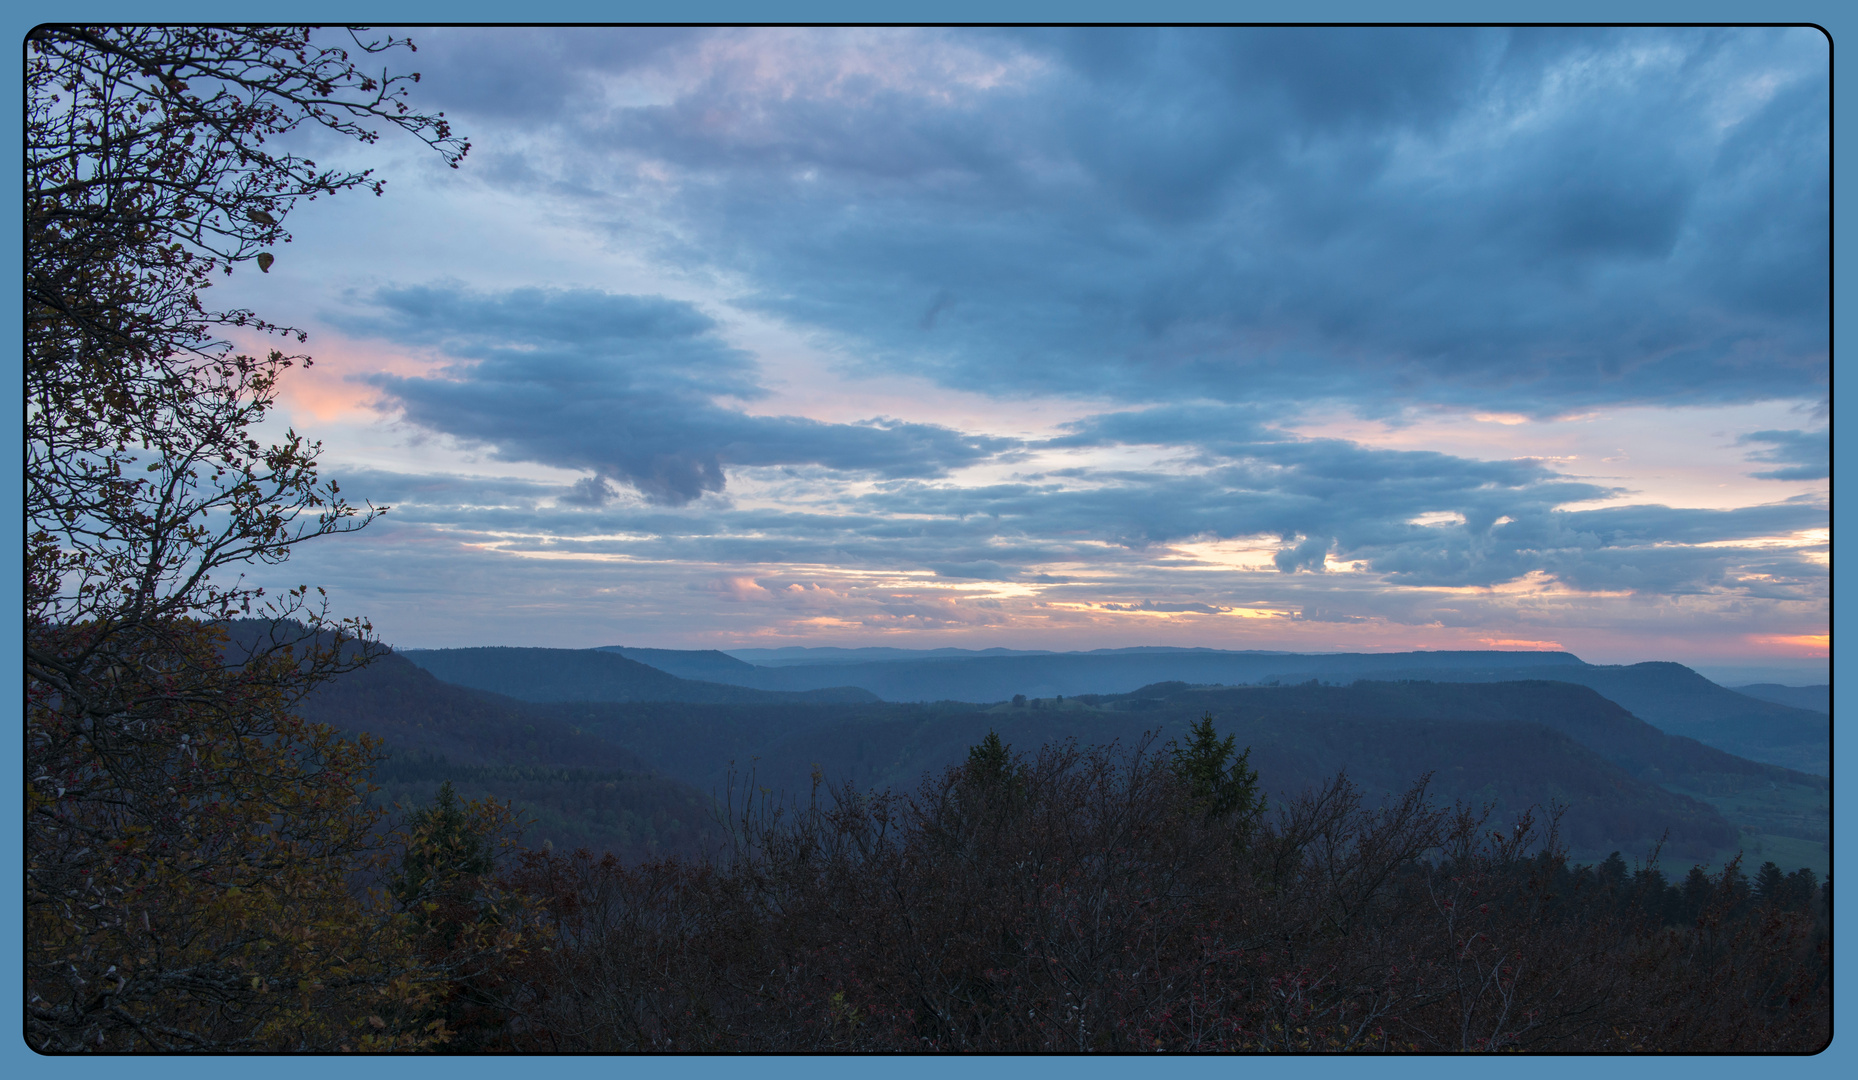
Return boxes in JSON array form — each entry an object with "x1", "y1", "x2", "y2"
[{"x1": 220, "y1": 26, "x2": 1829, "y2": 671}]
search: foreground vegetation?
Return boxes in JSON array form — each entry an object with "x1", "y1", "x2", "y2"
[
  {"x1": 417, "y1": 723, "x2": 1828, "y2": 1052},
  {"x1": 25, "y1": 25, "x2": 475, "y2": 1051}
]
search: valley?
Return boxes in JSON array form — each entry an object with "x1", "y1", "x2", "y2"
[{"x1": 315, "y1": 643, "x2": 1831, "y2": 876}]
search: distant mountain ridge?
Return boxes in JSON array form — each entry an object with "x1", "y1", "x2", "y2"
[
  {"x1": 1732, "y1": 683, "x2": 1829, "y2": 715},
  {"x1": 293, "y1": 649, "x2": 728, "y2": 861},
  {"x1": 402, "y1": 646, "x2": 879, "y2": 705},
  {"x1": 302, "y1": 651, "x2": 655, "y2": 772},
  {"x1": 1325, "y1": 663, "x2": 1828, "y2": 776},
  {"x1": 721, "y1": 645, "x2": 1063, "y2": 666},
  {"x1": 611, "y1": 648, "x2": 1586, "y2": 702},
  {"x1": 277, "y1": 625, "x2": 1824, "y2": 871},
  {"x1": 594, "y1": 646, "x2": 763, "y2": 683},
  {"x1": 548, "y1": 678, "x2": 1821, "y2": 865},
  {"x1": 721, "y1": 644, "x2": 1576, "y2": 670},
  {"x1": 401, "y1": 642, "x2": 1825, "y2": 778},
  {"x1": 577, "y1": 646, "x2": 1824, "y2": 777}
]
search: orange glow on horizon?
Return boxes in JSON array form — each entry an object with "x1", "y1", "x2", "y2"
[
  {"x1": 1045, "y1": 602, "x2": 1291, "y2": 621},
  {"x1": 1745, "y1": 634, "x2": 1830, "y2": 656},
  {"x1": 1477, "y1": 637, "x2": 1566, "y2": 651}
]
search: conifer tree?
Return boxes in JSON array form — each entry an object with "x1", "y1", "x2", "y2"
[
  {"x1": 1169, "y1": 712, "x2": 1264, "y2": 833},
  {"x1": 966, "y1": 730, "x2": 1019, "y2": 789}
]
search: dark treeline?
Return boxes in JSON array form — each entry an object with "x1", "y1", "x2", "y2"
[
  {"x1": 294, "y1": 649, "x2": 1824, "y2": 873},
  {"x1": 541, "y1": 679, "x2": 1816, "y2": 866},
  {"x1": 408, "y1": 725, "x2": 1827, "y2": 1052},
  {"x1": 371, "y1": 750, "x2": 728, "y2": 868}
]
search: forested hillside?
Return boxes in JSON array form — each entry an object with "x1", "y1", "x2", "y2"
[
  {"x1": 636, "y1": 646, "x2": 1585, "y2": 700},
  {"x1": 486, "y1": 735, "x2": 1830, "y2": 1052},
  {"x1": 1731, "y1": 683, "x2": 1830, "y2": 714},
  {"x1": 297, "y1": 651, "x2": 727, "y2": 861},
  {"x1": 1335, "y1": 663, "x2": 1829, "y2": 775},
  {"x1": 295, "y1": 652, "x2": 1830, "y2": 1051},
  {"x1": 402, "y1": 646, "x2": 877, "y2": 704},
  {"x1": 593, "y1": 646, "x2": 767, "y2": 682},
  {"x1": 542, "y1": 681, "x2": 1812, "y2": 866},
  {"x1": 566, "y1": 646, "x2": 1827, "y2": 776},
  {"x1": 299, "y1": 644, "x2": 1827, "y2": 875}
]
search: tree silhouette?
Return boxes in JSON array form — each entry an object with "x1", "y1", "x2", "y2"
[
  {"x1": 1169, "y1": 712, "x2": 1264, "y2": 832},
  {"x1": 26, "y1": 26, "x2": 469, "y2": 1052}
]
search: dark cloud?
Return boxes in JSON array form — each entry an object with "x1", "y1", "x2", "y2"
[
  {"x1": 320, "y1": 357, "x2": 1827, "y2": 605},
  {"x1": 825, "y1": 450, "x2": 1811, "y2": 598},
  {"x1": 558, "y1": 475, "x2": 618, "y2": 507},
  {"x1": 391, "y1": 26, "x2": 699, "y2": 121},
  {"x1": 420, "y1": 27, "x2": 1825, "y2": 415},
  {"x1": 1558, "y1": 501, "x2": 1826, "y2": 544},
  {"x1": 343, "y1": 284, "x2": 1013, "y2": 504},
  {"x1": 306, "y1": 466, "x2": 1826, "y2": 645},
  {"x1": 341, "y1": 283, "x2": 763, "y2": 399},
  {"x1": 929, "y1": 561, "x2": 1019, "y2": 580},
  {"x1": 1275, "y1": 536, "x2": 1332, "y2": 574},
  {"x1": 279, "y1": 29, "x2": 1827, "y2": 651},
  {"x1": 1737, "y1": 429, "x2": 1828, "y2": 480}
]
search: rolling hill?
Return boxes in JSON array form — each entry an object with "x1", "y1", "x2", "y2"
[
  {"x1": 401, "y1": 646, "x2": 878, "y2": 705},
  {"x1": 1731, "y1": 683, "x2": 1829, "y2": 714},
  {"x1": 274, "y1": 626, "x2": 1824, "y2": 872},
  {"x1": 593, "y1": 646, "x2": 767, "y2": 683},
  {"x1": 589, "y1": 647, "x2": 1582, "y2": 700},
  {"x1": 543, "y1": 679, "x2": 1822, "y2": 866},
  {"x1": 1323, "y1": 663, "x2": 1829, "y2": 775},
  {"x1": 574, "y1": 646, "x2": 1826, "y2": 776},
  {"x1": 295, "y1": 650, "x2": 728, "y2": 861}
]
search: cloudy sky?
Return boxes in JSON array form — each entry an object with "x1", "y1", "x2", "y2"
[{"x1": 226, "y1": 27, "x2": 1828, "y2": 670}]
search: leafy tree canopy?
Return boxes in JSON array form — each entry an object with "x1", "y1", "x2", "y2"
[{"x1": 25, "y1": 26, "x2": 473, "y2": 1052}]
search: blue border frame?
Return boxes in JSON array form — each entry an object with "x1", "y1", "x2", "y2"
[{"x1": 4, "y1": 2, "x2": 1846, "y2": 1075}]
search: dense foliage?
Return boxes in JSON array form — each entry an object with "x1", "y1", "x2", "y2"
[
  {"x1": 290, "y1": 649, "x2": 730, "y2": 861},
  {"x1": 25, "y1": 26, "x2": 478, "y2": 1051},
  {"x1": 530, "y1": 681, "x2": 1801, "y2": 865},
  {"x1": 476, "y1": 729, "x2": 1828, "y2": 1052},
  {"x1": 27, "y1": 25, "x2": 463, "y2": 638},
  {"x1": 372, "y1": 755, "x2": 725, "y2": 867}
]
